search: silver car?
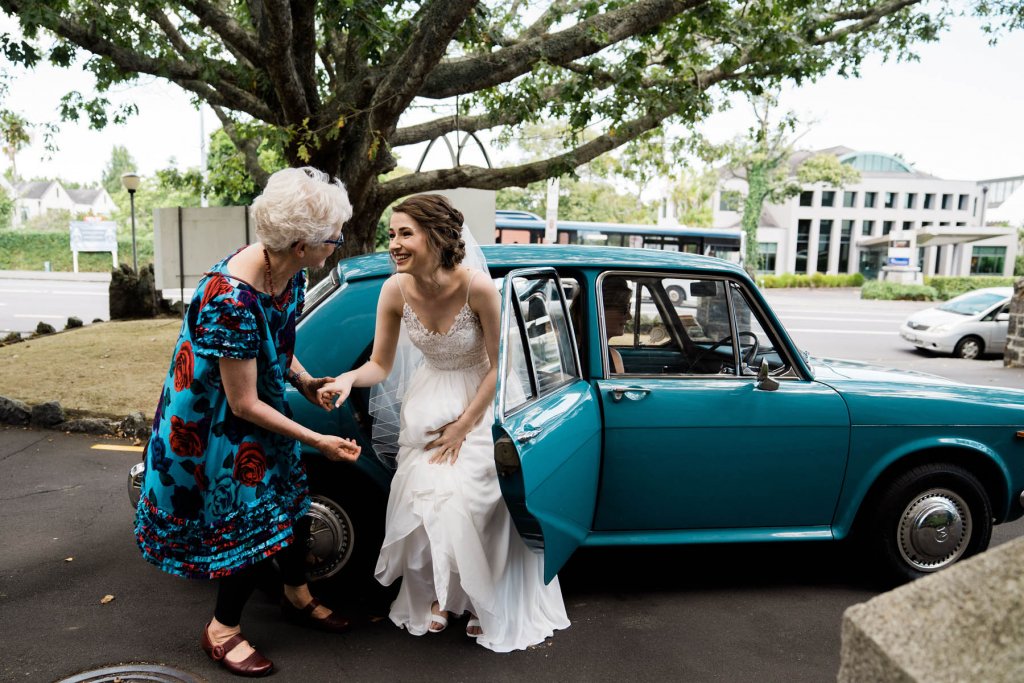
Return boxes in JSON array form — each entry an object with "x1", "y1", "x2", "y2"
[{"x1": 899, "y1": 286, "x2": 1012, "y2": 359}]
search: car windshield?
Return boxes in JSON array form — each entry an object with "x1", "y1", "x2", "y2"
[{"x1": 938, "y1": 291, "x2": 1006, "y2": 316}]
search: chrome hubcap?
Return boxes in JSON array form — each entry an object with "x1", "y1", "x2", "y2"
[
  {"x1": 960, "y1": 340, "x2": 980, "y2": 359},
  {"x1": 897, "y1": 488, "x2": 971, "y2": 572},
  {"x1": 304, "y1": 494, "x2": 354, "y2": 581}
]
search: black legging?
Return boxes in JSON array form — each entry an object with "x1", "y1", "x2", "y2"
[{"x1": 214, "y1": 516, "x2": 311, "y2": 627}]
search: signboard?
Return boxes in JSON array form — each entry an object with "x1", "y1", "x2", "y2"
[
  {"x1": 69, "y1": 220, "x2": 118, "y2": 272},
  {"x1": 887, "y1": 257, "x2": 911, "y2": 266}
]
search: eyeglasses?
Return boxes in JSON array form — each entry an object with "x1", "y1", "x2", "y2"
[{"x1": 320, "y1": 235, "x2": 345, "y2": 247}]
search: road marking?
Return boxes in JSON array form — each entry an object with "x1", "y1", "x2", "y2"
[
  {"x1": 779, "y1": 315, "x2": 905, "y2": 323},
  {"x1": 91, "y1": 444, "x2": 145, "y2": 452},
  {"x1": 787, "y1": 328, "x2": 896, "y2": 335}
]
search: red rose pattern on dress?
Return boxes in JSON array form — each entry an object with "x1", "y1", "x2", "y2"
[
  {"x1": 233, "y1": 441, "x2": 268, "y2": 487},
  {"x1": 169, "y1": 415, "x2": 204, "y2": 457},
  {"x1": 173, "y1": 341, "x2": 194, "y2": 392}
]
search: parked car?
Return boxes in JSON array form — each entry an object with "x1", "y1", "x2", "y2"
[
  {"x1": 130, "y1": 247, "x2": 1024, "y2": 588},
  {"x1": 899, "y1": 287, "x2": 1013, "y2": 359}
]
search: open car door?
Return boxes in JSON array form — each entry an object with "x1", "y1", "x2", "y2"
[{"x1": 492, "y1": 268, "x2": 602, "y2": 583}]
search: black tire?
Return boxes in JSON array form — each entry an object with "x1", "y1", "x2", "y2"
[
  {"x1": 303, "y1": 460, "x2": 390, "y2": 607},
  {"x1": 865, "y1": 462, "x2": 992, "y2": 585},
  {"x1": 667, "y1": 285, "x2": 687, "y2": 306},
  {"x1": 953, "y1": 335, "x2": 984, "y2": 360}
]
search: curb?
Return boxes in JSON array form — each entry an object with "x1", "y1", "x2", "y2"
[
  {"x1": 0, "y1": 269, "x2": 112, "y2": 282},
  {"x1": 0, "y1": 395, "x2": 149, "y2": 440}
]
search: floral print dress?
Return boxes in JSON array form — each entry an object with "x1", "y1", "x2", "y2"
[{"x1": 135, "y1": 254, "x2": 310, "y2": 579}]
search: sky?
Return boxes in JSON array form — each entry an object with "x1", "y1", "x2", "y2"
[{"x1": 2, "y1": 13, "x2": 1022, "y2": 188}]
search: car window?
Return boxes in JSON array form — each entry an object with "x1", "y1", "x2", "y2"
[
  {"x1": 939, "y1": 291, "x2": 1007, "y2": 315},
  {"x1": 599, "y1": 274, "x2": 792, "y2": 378},
  {"x1": 502, "y1": 272, "x2": 579, "y2": 413}
]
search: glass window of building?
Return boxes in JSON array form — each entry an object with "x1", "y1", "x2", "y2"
[
  {"x1": 923, "y1": 193, "x2": 935, "y2": 209},
  {"x1": 970, "y1": 246, "x2": 1006, "y2": 274},
  {"x1": 958, "y1": 194, "x2": 969, "y2": 211},
  {"x1": 799, "y1": 190, "x2": 814, "y2": 207},
  {"x1": 904, "y1": 193, "x2": 917, "y2": 209},
  {"x1": 864, "y1": 192, "x2": 877, "y2": 208},
  {"x1": 817, "y1": 219, "x2": 832, "y2": 272},
  {"x1": 796, "y1": 219, "x2": 810, "y2": 273},
  {"x1": 902, "y1": 221, "x2": 914, "y2": 231},
  {"x1": 941, "y1": 194, "x2": 953, "y2": 210},
  {"x1": 956, "y1": 221, "x2": 966, "y2": 226},
  {"x1": 718, "y1": 190, "x2": 742, "y2": 211},
  {"x1": 821, "y1": 190, "x2": 835, "y2": 207},
  {"x1": 939, "y1": 221, "x2": 949, "y2": 226},
  {"x1": 922, "y1": 221, "x2": 933, "y2": 227},
  {"x1": 757, "y1": 242, "x2": 777, "y2": 273},
  {"x1": 839, "y1": 220, "x2": 853, "y2": 272},
  {"x1": 882, "y1": 220, "x2": 894, "y2": 235},
  {"x1": 843, "y1": 191, "x2": 857, "y2": 208},
  {"x1": 884, "y1": 192, "x2": 897, "y2": 208},
  {"x1": 861, "y1": 219, "x2": 875, "y2": 236}
]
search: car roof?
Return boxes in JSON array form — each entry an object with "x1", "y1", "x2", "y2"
[
  {"x1": 949, "y1": 287, "x2": 1014, "y2": 299},
  {"x1": 337, "y1": 244, "x2": 749, "y2": 282}
]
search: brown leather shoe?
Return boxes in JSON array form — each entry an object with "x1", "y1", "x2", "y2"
[
  {"x1": 280, "y1": 596, "x2": 351, "y2": 633},
  {"x1": 201, "y1": 623, "x2": 273, "y2": 677}
]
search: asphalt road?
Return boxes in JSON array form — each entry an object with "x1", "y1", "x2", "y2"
[{"x1": 0, "y1": 272, "x2": 110, "y2": 337}]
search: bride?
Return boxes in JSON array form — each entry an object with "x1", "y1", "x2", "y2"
[{"x1": 318, "y1": 194, "x2": 569, "y2": 651}]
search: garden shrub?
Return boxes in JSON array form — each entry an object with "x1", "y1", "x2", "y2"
[
  {"x1": 757, "y1": 272, "x2": 867, "y2": 288},
  {"x1": 861, "y1": 280, "x2": 938, "y2": 301},
  {"x1": 924, "y1": 275, "x2": 1016, "y2": 300}
]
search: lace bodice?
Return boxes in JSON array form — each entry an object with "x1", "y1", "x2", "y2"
[{"x1": 404, "y1": 302, "x2": 489, "y2": 371}]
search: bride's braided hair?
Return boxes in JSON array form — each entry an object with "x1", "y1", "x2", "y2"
[{"x1": 392, "y1": 194, "x2": 466, "y2": 269}]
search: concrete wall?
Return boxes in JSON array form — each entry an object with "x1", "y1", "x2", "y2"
[
  {"x1": 153, "y1": 206, "x2": 252, "y2": 291},
  {"x1": 838, "y1": 536, "x2": 1024, "y2": 682}
]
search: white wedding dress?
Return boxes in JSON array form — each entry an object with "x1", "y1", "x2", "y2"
[{"x1": 374, "y1": 274, "x2": 570, "y2": 652}]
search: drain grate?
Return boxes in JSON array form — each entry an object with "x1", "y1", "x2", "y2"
[{"x1": 57, "y1": 664, "x2": 201, "y2": 683}]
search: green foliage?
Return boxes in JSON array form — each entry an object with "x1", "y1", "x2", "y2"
[
  {"x1": 496, "y1": 177, "x2": 656, "y2": 224},
  {"x1": 110, "y1": 174, "x2": 202, "y2": 241},
  {"x1": 0, "y1": 231, "x2": 153, "y2": 272},
  {"x1": 924, "y1": 275, "x2": 1017, "y2": 300},
  {"x1": 758, "y1": 272, "x2": 865, "y2": 288},
  {"x1": 861, "y1": 281, "x2": 939, "y2": 301},
  {"x1": 101, "y1": 145, "x2": 138, "y2": 196},
  {"x1": 0, "y1": 109, "x2": 31, "y2": 180},
  {"x1": 669, "y1": 168, "x2": 717, "y2": 227},
  {"x1": 796, "y1": 154, "x2": 861, "y2": 187},
  {"x1": 1016, "y1": 254, "x2": 1024, "y2": 277},
  {"x1": 0, "y1": 185, "x2": 14, "y2": 230},
  {"x1": 20, "y1": 209, "x2": 73, "y2": 232}
]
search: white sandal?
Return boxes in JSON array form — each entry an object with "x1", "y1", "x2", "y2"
[
  {"x1": 465, "y1": 617, "x2": 482, "y2": 638},
  {"x1": 428, "y1": 603, "x2": 448, "y2": 633}
]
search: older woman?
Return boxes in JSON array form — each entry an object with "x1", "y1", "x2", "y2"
[{"x1": 135, "y1": 167, "x2": 360, "y2": 677}]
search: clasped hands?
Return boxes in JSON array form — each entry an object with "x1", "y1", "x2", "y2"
[{"x1": 293, "y1": 374, "x2": 361, "y2": 462}]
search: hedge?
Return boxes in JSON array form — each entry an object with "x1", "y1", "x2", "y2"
[
  {"x1": 757, "y1": 272, "x2": 866, "y2": 288},
  {"x1": 0, "y1": 231, "x2": 154, "y2": 272},
  {"x1": 860, "y1": 280, "x2": 938, "y2": 301},
  {"x1": 923, "y1": 275, "x2": 1016, "y2": 300}
]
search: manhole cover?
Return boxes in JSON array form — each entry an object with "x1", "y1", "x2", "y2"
[{"x1": 57, "y1": 664, "x2": 202, "y2": 683}]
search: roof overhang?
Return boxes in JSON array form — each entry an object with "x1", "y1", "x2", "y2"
[{"x1": 915, "y1": 226, "x2": 1015, "y2": 247}]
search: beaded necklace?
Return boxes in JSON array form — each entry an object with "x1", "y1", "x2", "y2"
[{"x1": 261, "y1": 247, "x2": 292, "y2": 311}]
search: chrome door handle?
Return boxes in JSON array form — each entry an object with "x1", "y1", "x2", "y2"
[
  {"x1": 607, "y1": 386, "x2": 651, "y2": 402},
  {"x1": 515, "y1": 429, "x2": 541, "y2": 443}
]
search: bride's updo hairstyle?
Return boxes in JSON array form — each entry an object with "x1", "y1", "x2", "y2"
[{"x1": 392, "y1": 194, "x2": 466, "y2": 269}]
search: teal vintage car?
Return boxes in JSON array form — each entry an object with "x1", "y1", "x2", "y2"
[{"x1": 130, "y1": 245, "x2": 1024, "y2": 587}]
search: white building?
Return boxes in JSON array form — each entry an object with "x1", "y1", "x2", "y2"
[
  {"x1": 713, "y1": 147, "x2": 1018, "y2": 280},
  {"x1": 67, "y1": 187, "x2": 117, "y2": 218},
  {"x1": 10, "y1": 180, "x2": 115, "y2": 228}
]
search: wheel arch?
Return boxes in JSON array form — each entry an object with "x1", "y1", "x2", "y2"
[{"x1": 835, "y1": 442, "x2": 1010, "y2": 540}]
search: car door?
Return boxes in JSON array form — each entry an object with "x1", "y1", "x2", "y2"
[
  {"x1": 493, "y1": 268, "x2": 602, "y2": 582},
  {"x1": 594, "y1": 272, "x2": 851, "y2": 532},
  {"x1": 984, "y1": 302, "x2": 1010, "y2": 353}
]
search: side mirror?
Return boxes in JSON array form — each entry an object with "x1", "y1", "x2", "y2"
[
  {"x1": 996, "y1": 312, "x2": 1010, "y2": 322},
  {"x1": 755, "y1": 359, "x2": 779, "y2": 392}
]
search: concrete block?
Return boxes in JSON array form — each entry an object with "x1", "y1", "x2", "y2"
[{"x1": 838, "y1": 537, "x2": 1024, "y2": 683}]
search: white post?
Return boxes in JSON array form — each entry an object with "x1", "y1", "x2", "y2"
[
  {"x1": 72, "y1": 250, "x2": 79, "y2": 273},
  {"x1": 545, "y1": 177, "x2": 559, "y2": 244}
]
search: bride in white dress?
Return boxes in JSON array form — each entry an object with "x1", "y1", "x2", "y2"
[{"x1": 318, "y1": 194, "x2": 569, "y2": 652}]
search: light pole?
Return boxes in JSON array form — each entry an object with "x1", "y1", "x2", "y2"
[{"x1": 121, "y1": 172, "x2": 141, "y2": 272}]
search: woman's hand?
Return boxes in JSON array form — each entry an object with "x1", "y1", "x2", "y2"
[
  {"x1": 316, "y1": 373, "x2": 355, "y2": 410},
  {"x1": 314, "y1": 434, "x2": 362, "y2": 462},
  {"x1": 425, "y1": 416, "x2": 474, "y2": 465},
  {"x1": 295, "y1": 374, "x2": 333, "y2": 409}
]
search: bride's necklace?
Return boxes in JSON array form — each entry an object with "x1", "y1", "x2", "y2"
[{"x1": 262, "y1": 247, "x2": 292, "y2": 312}]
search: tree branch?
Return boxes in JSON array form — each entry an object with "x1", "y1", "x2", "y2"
[
  {"x1": 813, "y1": 0, "x2": 923, "y2": 44},
  {"x1": 420, "y1": 0, "x2": 706, "y2": 99},
  {"x1": 211, "y1": 105, "x2": 270, "y2": 188},
  {"x1": 257, "y1": 0, "x2": 312, "y2": 122},
  {"x1": 179, "y1": 0, "x2": 264, "y2": 66}
]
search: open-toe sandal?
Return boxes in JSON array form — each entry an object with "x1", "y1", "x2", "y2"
[{"x1": 465, "y1": 617, "x2": 482, "y2": 639}]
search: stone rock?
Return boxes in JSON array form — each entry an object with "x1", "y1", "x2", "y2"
[
  {"x1": 118, "y1": 411, "x2": 150, "y2": 440},
  {"x1": 65, "y1": 316, "x2": 83, "y2": 329},
  {"x1": 34, "y1": 321, "x2": 57, "y2": 335},
  {"x1": 1004, "y1": 277, "x2": 1024, "y2": 367},
  {"x1": 838, "y1": 537, "x2": 1024, "y2": 682},
  {"x1": 2, "y1": 331, "x2": 22, "y2": 345},
  {"x1": 61, "y1": 417, "x2": 115, "y2": 435},
  {"x1": 109, "y1": 263, "x2": 159, "y2": 320},
  {"x1": 0, "y1": 396, "x2": 30, "y2": 425},
  {"x1": 30, "y1": 401, "x2": 65, "y2": 427}
]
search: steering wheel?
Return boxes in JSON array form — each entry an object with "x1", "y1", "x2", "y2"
[{"x1": 689, "y1": 331, "x2": 760, "y2": 371}]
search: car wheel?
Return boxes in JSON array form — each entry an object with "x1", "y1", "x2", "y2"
[
  {"x1": 667, "y1": 285, "x2": 687, "y2": 306},
  {"x1": 302, "y1": 465, "x2": 387, "y2": 601},
  {"x1": 867, "y1": 463, "x2": 992, "y2": 584},
  {"x1": 953, "y1": 335, "x2": 984, "y2": 360}
]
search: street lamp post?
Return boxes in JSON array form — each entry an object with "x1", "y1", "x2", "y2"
[{"x1": 121, "y1": 172, "x2": 141, "y2": 272}]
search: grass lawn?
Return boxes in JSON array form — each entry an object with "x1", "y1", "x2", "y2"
[{"x1": 0, "y1": 318, "x2": 181, "y2": 419}]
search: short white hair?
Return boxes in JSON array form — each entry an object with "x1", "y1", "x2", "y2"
[{"x1": 252, "y1": 167, "x2": 353, "y2": 251}]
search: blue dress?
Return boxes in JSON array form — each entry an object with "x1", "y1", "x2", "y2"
[{"x1": 135, "y1": 254, "x2": 310, "y2": 579}]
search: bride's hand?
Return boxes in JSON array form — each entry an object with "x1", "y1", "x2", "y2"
[
  {"x1": 425, "y1": 417, "x2": 472, "y2": 465},
  {"x1": 317, "y1": 373, "x2": 354, "y2": 409}
]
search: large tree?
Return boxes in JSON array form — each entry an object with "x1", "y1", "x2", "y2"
[{"x1": 0, "y1": 0, "x2": 998, "y2": 271}]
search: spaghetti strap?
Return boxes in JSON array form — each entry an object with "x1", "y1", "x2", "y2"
[
  {"x1": 395, "y1": 273, "x2": 409, "y2": 304},
  {"x1": 465, "y1": 269, "x2": 477, "y2": 306}
]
